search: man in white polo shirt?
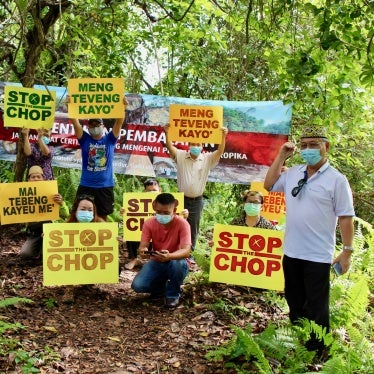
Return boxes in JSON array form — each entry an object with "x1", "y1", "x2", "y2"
[
  {"x1": 164, "y1": 124, "x2": 228, "y2": 254},
  {"x1": 264, "y1": 125, "x2": 355, "y2": 355}
]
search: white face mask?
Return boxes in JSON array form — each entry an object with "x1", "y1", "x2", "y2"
[{"x1": 88, "y1": 127, "x2": 103, "y2": 137}]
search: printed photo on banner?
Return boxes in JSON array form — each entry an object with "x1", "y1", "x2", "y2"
[
  {"x1": 168, "y1": 104, "x2": 223, "y2": 144},
  {"x1": 0, "y1": 81, "x2": 292, "y2": 184},
  {"x1": 43, "y1": 222, "x2": 119, "y2": 286},
  {"x1": 250, "y1": 181, "x2": 286, "y2": 229},
  {"x1": 3, "y1": 86, "x2": 56, "y2": 129},
  {"x1": 67, "y1": 77, "x2": 125, "y2": 119},
  {"x1": 0, "y1": 180, "x2": 59, "y2": 225},
  {"x1": 123, "y1": 192, "x2": 184, "y2": 241},
  {"x1": 209, "y1": 223, "x2": 284, "y2": 291}
]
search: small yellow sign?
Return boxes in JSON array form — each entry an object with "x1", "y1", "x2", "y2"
[
  {"x1": 67, "y1": 77, "x2": 125, "y2": 119},
  {"x1": 43, "y1": 222, "x2": 119, "y2": 286},
  {"x1": 3, "y1": 86, "x2": 56, "y2": 128},
  {"x1": 123, "y1": 192, "x2": 184, "y2": 241},
  {"x1": 250, "y1": 182, "x2": 286, "y2": 228},
  {"x1": 209, "y1": 223, "x2": 284, "y2": 291},
  {"x1": 0, "y1": 181, "x2": 59, "y2": 225},
  {"x1": 168, "y1": 104, "x2": 223, "y2": 143}
]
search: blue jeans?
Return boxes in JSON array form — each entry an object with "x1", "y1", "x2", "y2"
[{"x1": 131, "y1": 259, "x2": 189, "y2": 299}]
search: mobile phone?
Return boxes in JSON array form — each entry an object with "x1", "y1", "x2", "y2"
[
  {"x1": 144, "y1": 250, "x2": 157, "y2": 255},
  {"x1": 332, "y1": 262, "x2": 342, "y2": 276}
]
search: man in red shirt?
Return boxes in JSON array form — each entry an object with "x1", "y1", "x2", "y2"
[{"x1": 131, "y1": 193, "x2": 191, "y2": 308}]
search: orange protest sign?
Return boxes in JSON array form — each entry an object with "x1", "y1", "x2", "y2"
[
  {"x1": 209, "y1": 223, "x2": 284, "y2": 291},
  {"x1": 123, "y1": 192, "x2": 184, "y2": 241},
  {"x1": 168, "y1": 104, "x2": 223, "y2": 143},
  {"x1": 0, "y1": 181, "x2": 59, "y2": 224},
  {"x1": 43, "y1": 222, "x2": 119, "y2": 286},
  {"x1": 67, "y1": 77, "x2": 125, "y2": 119}
]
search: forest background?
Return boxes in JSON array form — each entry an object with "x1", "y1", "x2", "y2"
[{"x1": 0, "y1": 1, "x2": 373, "y2": 373}]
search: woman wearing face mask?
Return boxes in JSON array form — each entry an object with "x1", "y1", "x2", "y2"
[
  {"x1": 22, "y1": 127, "x2": 54, "y2": 180},
  {"x1": 66, "y1": 195, "x2": 104, "y2": 223},
  {"x1": 231, "y1": 190, "x2": 277, "y2": 230},
  {"x1": 62, "y1": 195, "x2": 104, "y2": 303}
]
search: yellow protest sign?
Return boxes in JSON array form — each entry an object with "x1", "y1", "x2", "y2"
[
  {"x1": 168, "y1": 104, "x2": 223, "y2": 143},
  {"x1": 43, "y1": 222, "x2": 118, "y2": 286},
  {"x1": 3, "y1": 86, "x2": 56, "y2": 129},
  {"x1": 123, "y1": 192, "x2": 184, "y2": 241},
  {"x1": 67, "y1": 77, "x2": 125, "y2": 119},
  {"x1": 209, "y1": 223, "x2": 284, "y2": 291},
  {"x1": 0, "y1": 181, "x2": 59, "y2": 225},
  {"x1": 250, "y1": 181, "x2": 286, "y2": 229}
]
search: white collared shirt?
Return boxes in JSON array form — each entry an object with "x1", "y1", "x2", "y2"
[{"x1": 271, "y1": 162, "x2": 355, "y2": 263}]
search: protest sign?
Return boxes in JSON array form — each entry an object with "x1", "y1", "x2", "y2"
[
  {"x1": 123, "y1": 192, "x2": 184, "y2": 241},
  {"x1": 43, "y1": 222, "x2": 118, "y2": 286},
  {"x1": 67, "y1": 78, "x2": 125, "y2": 119},
  {"x1": 168, "y1": 104, "x2": 223, "y2": 143},
  {"x1": 209, "y1": 223, "x2": 284, "y2": 291},
  {"x1": 0, "y1": 180, "x2": 59, "y2": 224},
  {"x1": 3, "y1": 86, "x2": 56, "y2": 129},
  {"x1": 250, "y1": 181, "x2": 286, "y2": 228}
]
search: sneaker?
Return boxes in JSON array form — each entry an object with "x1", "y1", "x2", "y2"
[
  {"x1": 186, "y1": 257, "x2": 199, "y2": 272},
  {"x1": 165, "y1": 297, "x2": 180, "y2": 309}
]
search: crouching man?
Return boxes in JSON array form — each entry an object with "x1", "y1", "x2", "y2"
[{"x1": 131, "y1": 193, "x2": 191, "y2": 308}]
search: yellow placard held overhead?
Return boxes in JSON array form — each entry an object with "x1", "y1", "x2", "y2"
[
  {"x1": 250, "y1": 181, "x2": 286, "y2": 229},
  {"x1": 168, "y1": 104, "x2": 223, "y2": 144},
  {"x1": 67, "y1": 77, "x2": 125, "y2": 119},
  {"x1": 43, "y1": 222, "x2": 119, "y2": 286},
  {"x1": 123, "y1": 192, "x2": 184, "y2": 241},
  {"x1": 0, "y1": 181, "x2": 59, "y2": 225},
  {"x1": 209, "y1": 223, "x2": 285, "y2": 291},
  {"x1": 3, "y1": 86, "x2": 56, "y2": 129}
]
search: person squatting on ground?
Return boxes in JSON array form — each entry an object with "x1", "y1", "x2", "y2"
[
  {"x1": 20, "y1": 166, "x2": 68, "y2": 260},
  {"x1": 22, "y1": 127, "x2": 54, "y2": 180},
  {"x1": 231, "y1": 190, "x2": 277, "y2": 230},
  {"x1": 264, "y1": 125, "x2": 355, "y2": 354},
  {"x1": 164, "y1": 124, "x2": 228, "y2": 252},
  {"x1": 131, "y1": 193, "x2": 191, "y2": 309},
  {"x1": 123, "y1": 178, "x2": 189, "y2": 270},
  {"x1": 66, "y1": 96, "x2": 127, "y2": 221}
]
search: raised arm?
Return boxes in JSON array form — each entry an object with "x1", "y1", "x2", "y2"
[
  {"x1": 111, "y1": 96, "x2": 128, "y2": 138},
  {"x1": 65, "y1": 95, "x2": 83, "y2": 139},
  {"x1": 36, "y1": 129, "x2": 51, "y2": 156},
  {"x1": 212, "y1": 127, "x2": 228, "y2": 163},
  {"x1": 21, "y1": 128, "x2": 31, "y2": 156},
  {"x1": 264, "y1": 142, "x2": 295, "y2": 191},
  {"x1": 164, "y1": 123, "x2": 177, "y2": 159}
]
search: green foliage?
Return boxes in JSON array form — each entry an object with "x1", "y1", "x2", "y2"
[{"x1": 0, "y1": 160, "x2": 15, "y2": 183}]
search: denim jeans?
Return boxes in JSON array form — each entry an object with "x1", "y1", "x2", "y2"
[
  {"x1": 184, "y1": 196, "x2": 204, "y2": 251},
  {"x1": 131, "y1": 259, "x2": 189, "y2": 299}
]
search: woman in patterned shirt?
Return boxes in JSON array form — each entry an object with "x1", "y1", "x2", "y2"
[{"x1": 231, "y1": 190, "x2": 277, "y2": 230}]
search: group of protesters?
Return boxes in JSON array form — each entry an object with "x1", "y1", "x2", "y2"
[{"x1": 16, "y1": 93, "x2": 355, "y2": 356}]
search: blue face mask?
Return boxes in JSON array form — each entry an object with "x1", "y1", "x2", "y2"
[
  {"x1": 300, "y1": 149, "x2": 322, "y2": 166},
  {"x1": 189, "y1": 146, "x2": 202, "y2": 157},
  {"x1": 76, "y1": 210, "x2": 94, "y2": 222},
  {"x1": 156, "y1": 214, "x2": 172, "y2": 225},
  {"x1": 42, "y1": 136, "x2": 50, "y2": 145}
]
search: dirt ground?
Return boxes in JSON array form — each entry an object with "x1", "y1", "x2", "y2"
[{"x1": 0, "y1": 225, "x2": 286, "y2": 374}]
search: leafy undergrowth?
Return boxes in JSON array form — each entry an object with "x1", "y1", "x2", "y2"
[{"x1": 0, "y1": 225, "x2": 286, "y2": 373}]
